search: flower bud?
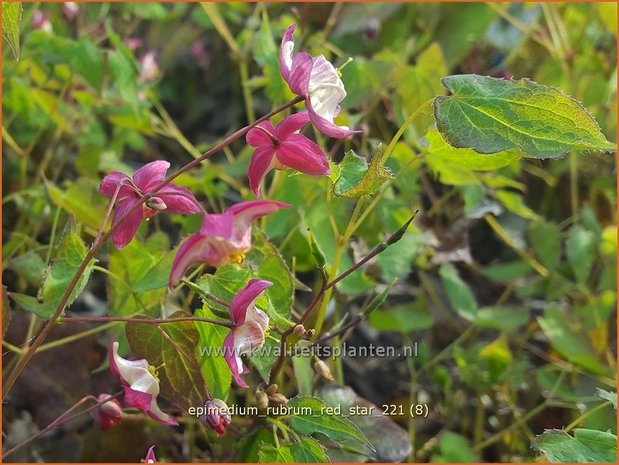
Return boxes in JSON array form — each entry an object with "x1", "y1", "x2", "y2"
[
  {"x1": 146, "y1": 196, "x2": 168, "y2": 211},
  {"x1": 199, "y1": 398, "x2": 231, "y2": 436},
  {"x1": 268, "y1": 393, "x2": 289, "y2": 406},
  {"x1": 265, "y1": 384, "x2": 278, "y2": 396},
  {"x1": 304, "y1": 329, "x2": 315, "y2": 339},
  {"x1": 91, "y1": 393, "x2": 123, "y2": 430},
  {"x1": 293, "y1": 324, "x2": 306, "y2": 337},
  {"x1": 256, "y1": 390, "x2": 269, "y2": 410},
  {"x1": 314, "y1": 360, "x2": 334, "y2": 381}
]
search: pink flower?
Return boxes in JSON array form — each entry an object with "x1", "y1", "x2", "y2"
[
  {"x1": 223, "y1": 279, "x2": 272, "y2": 387},
  {"x1": 32, "y1": 11, "x2": 52, "y2": 32},
  {"x1": 91, "y1": 393, "x2": 123, "y2": 430},
  {"x1": 246, "y1": 113, "x2": 329, "y2": 196},
  {"x1": 61, "y1": 2, "x2": 79, "y2": 20},
  {"x1": 99, "y1": 160, "x2": 201, "y2": 249},
  {"x1": 169, "y1": 200, "x2": 290, "y2": 285},
  {"x1": 138, "y1": 50, "x2": 160, "y2": 83},
  {"x1": 144, "y1": 446, "x2": 157, "y2": 463},
  {"x1": 199, "y1": 398, "x2": 231, "y2": 435},
  {"x1": 109, "y1": 341, "x2": 179, "y2": 426},
  {"x1": 279, "y1": 25, "x2": 361, "y2": 139}
]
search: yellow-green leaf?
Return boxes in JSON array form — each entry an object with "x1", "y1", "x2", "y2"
[
  {"x1": 2, "y1": 2, "x2": 22, "y2": 60},
  {"x1": 333, "y1": 146, "x2": 392, "y2": 198}
]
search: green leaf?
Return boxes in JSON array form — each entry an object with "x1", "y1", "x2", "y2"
[
  {"x1": 475, "y1": 306, "x2": 530, "y2": 331},
  {"x1": 566, "y1": 225, "x2": 596, "y2": 283},
  {"x1": 537, "y1": 307, "x2": 609, "y2": 376},
  {"x1": 238, "y1": 428, "x2": 276, "y2": 462},
  {"x1": 287, "y1": 397, "x2": 373, "y2": 453},
  {"x1": 258, "y1": 444, "x2": 294, "y2": 463},
  {"x1": 248, "y1": 336, "x2": 279, "y2": 383},
  {"x1": 595, "y1": 389, "x2": 617, "y2": 409},
  {"x1": 432, "y1": 431, "x2": 477, "y2": 462},
  {"x1": 126, "y1": 311, "x2": 208, "y2": 411},
  {"x1": 529, "y1": 221, "x2": 562, "y2": 271},
  {"x1": 439, "y1": 263, "x2": 478, "y2": 322},
  {"x1": 71, "y1": 37, "x2": 103, "y2": 90},
  {"x1": 434, "y1": 75, "x2": 615, "y2": 158},
  {"x1": 290, "y1": 437, "x2": 331, "y2": 463},
  {"x1": 369, "y1": 297, "x2": 433, "y2": 333},
  {"x1": 246, "y1": 229, "x2": 294, "y2": 328},
  {"x1": 532, "y1": 428, "x2": 617, "y2": 463},
  {"x1": 333, "y1": 147, "x2": 392, "y2": 198},
  {"x1": 2, "y1": 2, "x2": 22, "y2": 60},
  {"x1": 194, "y1": 306, "x2": 232, "y2": 400},
  {"x1": 426, "y1": 129, "x2": 519, "y2": 171},
  {"x1": 107, "y1": 49, "x2": 138, "y2": 109},
  {"x1": 9, "y1": 251, "x2": 46, "y2": 286},
  {"x1": 292, "y1": 340, "x2": 314, "y2": 396},
  {"x1": 495, "y1": 190, "x2": 540, "y2": 220}
]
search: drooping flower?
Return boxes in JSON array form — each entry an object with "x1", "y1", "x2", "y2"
[
  {"x1": 246, "y1": 113, "x2": 329, "y2": 196},
  {"x1": 99, "y1": 160, "x2": 202, "y2": 249},
  {"x1": 61, "y1": 2, "x2": 79, "y2": 20},
  {"x1": 222, "y1": 279, "x2": 272, "y2": 387},
  {"x1": 279, "y1": 25, "x2": 361, "y2": 139},
  {"x1": 91, "y1": 393, "x2": 124, "y2": 430},
  {"x1": 169, "y1": 201, "x2": 290, "y2": 286},
  {"x1": 109, "y1": 341, "x2": 179, "y2": 426},
  {"x1": 199, "y1": 398, "x2": 232, "y2": 436},
  {"x1": 138, "y1": 50, "x2": 160, "y2": 84},
  {"x1": 32, "y1": 11, "x2": 52, "y2": 32},
  {"x1": 144, "y1": 446, "x2": 157, "y2": 463}
]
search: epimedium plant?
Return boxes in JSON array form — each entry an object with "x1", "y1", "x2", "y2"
[{"x1": 2, "y1": 2, "x2": 617, "y2": 463}]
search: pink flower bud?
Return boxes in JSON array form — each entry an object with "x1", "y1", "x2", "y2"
[
  {"x1": 199, "y1": 399, "x2": 231, "y2": 436},
  {"x1": 91, "y1": 394, "x2": 123, "y2": 430}
]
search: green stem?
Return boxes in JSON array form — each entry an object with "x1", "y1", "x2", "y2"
[{"x1": 564, "y1": 400, "x2": 613, "y2": 433}]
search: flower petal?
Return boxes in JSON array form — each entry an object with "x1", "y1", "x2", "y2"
[
  {"x1": 279, "y1": 24, "x2": 296, "y2": 82},
  {"x1": 247, "y1": 147, "x2": 275, "y2": 197},
  {"x1": 111, "y1": 341, "x2": 151, "y2": 385},
  {"x1": 169, "y1": 232, "x2": 206, "y2": 287},
  {"x1": 123, "y1": 385, "x2": 153, "y2": 412},
  {"x1": 157, "y1": 185, "x2": 202, "y2": 214},
  {"x1": 223, "y1": 331, "x2": 249, "y2": 388},
  {"x1": 227, "y1": 201, "x2": 291, "y2": 245},
  {"x1": 99, "y1": 172, "x2": 133, "y2": 199},
  {"x1": 144, "y1": 446, "x2": 157, "y2": 463},
  {"x1": 146, "y1": 401, "x2": 179, "y2": 426},
  {"x1": 275, "y1": 112, "x2": 311, "y2": 139},
  {"x1": 132, "y1": 160, "x2": 170, "y2": 192},
  {"x1": 234, "y1": 321, "x2": 266, "y2": 355},
  {"x1": 230, "y1": 279, "x2": 272, "y2": 326},
  {"x1": 306, "y1": 97, "x2": 362, "y2": 139},
  {"x1": 277, "y1": 134, "x2": 331, "y2": 175},
  {"x1": 287, "y1": 52, "x2": 313, "y2": 96},
  {"x1": 111, "y1": 198, "x2": 143, "y2": 249},
  {"x1": 246, "y1": 122, "x2": 276, "y2": 148}
]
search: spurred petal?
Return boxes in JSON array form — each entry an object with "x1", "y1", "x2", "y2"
[
  {"x1": 279, "y1": 24, "x2": 296, "y2": 82},
  {"x1": 277, "y1": 134, "x2": 330, "y2": 175},
  {"x1": 246, "y1": 122, "x2": 276, "y2": 148},
  {"x1": 275, "y1": 112, "x2": 311, "y2": 139},
  {"x1": 287, "y1": 52, "x2": 313, "y2": 96},
  {"x1": 169, "y1": 232, "x2": 207, "y2": 286},
  {"x1": 234, "y1": 321, "x2": 267, "y2": 354},
  {"x1": 123, "y1": 386, "x2": 153, "y2": 412},
  {"x1": 230, "y1": 279, "x2": 272, "y2": 326},
  {"x1": 157, "y1": 185, "x2": 202, "y2": 214},
  {"x1": 146, "y1": 402, "x2": 179, "y2": 426},
  {"x1": 307, "y1": 98, "x2": 362, "y2": 139},
  {"x1": 111, "y1": 342, "x2": 151, "y2": 385},
  {"x1": 111, "y1": 198, "x2": 143, "y2": 249},
  {"x1": 99, "y1": 172, "x2": 133, "y2": 199},
  {"x1": 247, "y1": 147, "x2": 276, "y2": 197},
  {"x1": 227, "y1": 201, "x2": 291, "y2": 244},
  {"x1": 223, "y1": 331, "x2": 248, "y2": 388},
  {"x1": 132, "y1": 160, "x2": 170, "y2": 191},
  {"x1": 144, "y1": 446, "x2": 157, "y2": 463}
]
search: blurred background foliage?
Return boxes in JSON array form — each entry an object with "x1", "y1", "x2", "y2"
[{"x1": 2, "y1": 2, "x2": 616, "y2": 463}]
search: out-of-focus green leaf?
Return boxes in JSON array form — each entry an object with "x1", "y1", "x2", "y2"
[
  {"x1": 341, "y1": 58, "x2": 384, "y2": 109},
  {"x1": 595, "y1": 388, "x2": 617, "y2": 409},
  {"x1": 532, "y1": 428, "x2": 617, "y2": 463},
  {"x1": 238, "y1": 428, "x2": 276, "y2": 463},
  {"x1": 126, "y1": 311, "x2": 208, "y2": 411},
  {"x1": 566, "y1": 225, "x2": 596, "y2": 283},
  {"x1": 439, "y1": 263, "x2": 478, "y2": 321},
  {"x1": 108, "y1": 49, "x2": 138, "y2": 109},
  {"x1": 292, "y1": 340, "x2": 314, "y2": 396},
  {"x1": 369, "y1": 297, "x2": 433, "y2": 332},
  {"x1": 475, "y1": 306, "x2": 530, "y2": 331},
  {"x1": 46, "y1": 178, "x2": 106, "y2": 231},
  {"x1": 537, "y1": 307, "x2": 609, "y2": 376},
  {"x1": 11, "y1": 220, "x2": 94, "y2": 318},
  {"x1": 8, "y1": 251, "x2": 46, "y2": 286},
  {"x1": 2, "y1": 2, "x2": 22, "y2": 60},
  {"x1": 479, "y1": 334, "x2": 513, "y2": 383},
  {"x1": 434, "y1": 75, "x2": 616, "y2": 158},
  {"x1": 258, "y1": 444, "x2": 294, "y2": 463},
  {"x1": 529, "y1": 221, "x2": 561, "y2": 271},
  {"x1": 71, "y1": 37, "x2": 103, "y2": 90},
  {"x1": 432, "y1": 431, "x2": 477, "y2": 462},
  {"x1": 495, "y1": 190, "x2": 540, "y2": 220},
  {"x1": 333, "y1": 148, "x2": 392, "y2": 198}
]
